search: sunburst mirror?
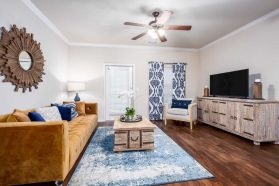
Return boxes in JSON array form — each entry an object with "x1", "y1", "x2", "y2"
[{"x1": 0, "y1": 25, "x2": 45, "y2": 92}]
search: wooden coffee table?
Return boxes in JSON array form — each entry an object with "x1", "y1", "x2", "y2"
[{"x1": 113, "y1": 118, "x2": 157, "y2": 152}]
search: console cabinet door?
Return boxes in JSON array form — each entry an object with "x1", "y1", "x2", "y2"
[
  {"x1": 218, "y1": 101, "x2": 228, "y2": 128},
  {"x1": 240, "y1": 103, "x2": 255, "y2": 137},
  {"x1": 234, "y1": 103, "x2": 242, "y2": 133},
  {"x1": 203, "y1": 100, "x2": 210, "y2": 123},
  {"x1": 227, "y1": 102, "x2": 241, "y2": 133},
  {"x1": 209, "y1": 100, "x2": 219, "y2": 125},
  {"x1": 197, "y1": 99, "x2": 204, "y2": 121},
  {"x1": 227, "y1": 102, "x2": 236, "y2": 131}
]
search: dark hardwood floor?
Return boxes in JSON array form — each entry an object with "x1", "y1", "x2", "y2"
[
  {"x1": 154, "y1": 121, "x2": 279, "y2": 186},
  {"x1": 24, "y1": 121, "x2": 279, "y2": 186}
]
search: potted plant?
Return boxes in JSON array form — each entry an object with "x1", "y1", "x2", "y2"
[{"x1": 125, "y1": 107, "x2": 135, "y2": 120}]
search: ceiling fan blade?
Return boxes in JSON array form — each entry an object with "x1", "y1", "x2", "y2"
[
  {"x1": 157, "y1": 10, "x2": 173, "y2": 24},
  {"x1": 132, "y1": 31, "x2": 147, "y2": 40},
  {"x1": 155, "y1": 30, "x2": 167, "y2": 42},
  {"x1": 124, "y1": 22, "x2": 147, "y2": 27},
  {"x1": 164, "y1": 25, "x2": 192, "y2": 30}
]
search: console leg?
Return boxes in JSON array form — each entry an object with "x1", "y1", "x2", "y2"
[
  {"x1": 273, "y1": 141, "x2": 279, "y2": 145},
  {"x1": 253, "y1": 141, "x2": 260, "y2": 146}
]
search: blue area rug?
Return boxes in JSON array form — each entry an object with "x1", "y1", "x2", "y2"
[{"x1": 68, "y1": 127, "x2": 214, "y2": 186}]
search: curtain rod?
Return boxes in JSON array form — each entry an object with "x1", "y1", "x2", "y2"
[
  {"x1": 148, "y1": 62, "x2": 187, "y2": 65},
  {"x1": 164, "y1": 62, "x2": 187, "y2": 65}
]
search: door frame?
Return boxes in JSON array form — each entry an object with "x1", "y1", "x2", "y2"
[{"x1": 104, "y1": 63, "x2": 135, "y2": 121}]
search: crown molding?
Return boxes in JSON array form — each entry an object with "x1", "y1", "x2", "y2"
[
  {"x1": 68, "y1": 42, "x2": 198, "y2": 51},
  {"x1": 200, "y1": 7, "x2": 279, "y2": 50},
  {"x1": 21, "y1": 0, "x2": 70, "y2": 44},
  {"x1": 21, "y1": 0, "x2": 279, "y2": 52}
]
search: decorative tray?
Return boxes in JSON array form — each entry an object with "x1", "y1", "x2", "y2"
[{"x1": 120, "y1": 115, "x2": 142, "y2": 123}]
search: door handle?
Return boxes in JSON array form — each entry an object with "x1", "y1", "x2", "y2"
[{"x1": 234, "y1": 116, "x2": 237, "y2": 120}]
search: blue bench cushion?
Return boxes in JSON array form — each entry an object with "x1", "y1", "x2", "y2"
[{"x1": 171, "y1": 99, "x2": 192, "y2": 109}]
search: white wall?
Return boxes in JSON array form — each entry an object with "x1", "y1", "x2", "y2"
[
  {"x1": 68, "y1": 46, "x2": 200, "y2": 121},
  {"x1": 0, "y1": 0, "x2": 68, "y2": 114},
  {"x1": 200, "y1": 11, "x2": 279, "y2": 100}
]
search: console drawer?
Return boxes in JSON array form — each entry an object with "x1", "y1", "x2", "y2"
[
  {"x1": 242, "y1": 104, "x2": 255, "y2": 120},
  {"x1": 241, "y1": 119, "x2": 255, "y2": 136}
]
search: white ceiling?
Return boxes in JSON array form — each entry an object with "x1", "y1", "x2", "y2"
[{"x1": 30, "y1": 0, "x2": 279, "y2": 48}]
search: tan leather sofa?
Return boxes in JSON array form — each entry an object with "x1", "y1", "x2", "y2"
[{"x1": 0, "y1": 103, "x2": 98, "y2": 185}]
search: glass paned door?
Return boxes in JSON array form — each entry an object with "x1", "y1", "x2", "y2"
[{"x1": 105, "y1": 65, "x2": 134, "y2": 120}]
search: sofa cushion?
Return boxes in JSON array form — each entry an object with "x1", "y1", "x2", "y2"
[
  {"x1": 167, "y1": 108, "x2": 188, "y2": 116},
  {"x1": 7, "y1": 109, "x2": 31, "y2": 122},
  {"x1": 68, "y1": 114, "x2": 98, "y2": 168},
  {"x1": 36, "y1": 107, "x2": 62, "y2": 121},
  {"x1": 28, "y1": 112, "x2": 45, "y2": 122},
  {"x1": 171, "y1": 99, "x2": 192, "y2": 109}
]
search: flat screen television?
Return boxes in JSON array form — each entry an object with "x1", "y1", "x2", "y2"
[{"x1": 210, "y1": 69, "x2": 249, "y2": 98}]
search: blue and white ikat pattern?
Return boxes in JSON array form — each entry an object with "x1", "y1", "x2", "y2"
[
  {"x1": 68, "y1": 127, "x2": 214, "y2": 186},
  {"x1": 149, "y1": 61, "x2": 164, "y2": 120},
  {"x1": 172, "y1": 63, "x2": 186, "y2": 99}
]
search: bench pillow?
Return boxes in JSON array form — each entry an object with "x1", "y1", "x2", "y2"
[{"x1": 171, "y1": 99, "x2": 192, "y2": 109}]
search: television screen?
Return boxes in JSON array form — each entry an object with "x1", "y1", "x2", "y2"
[{"x1": 210, "y1": 69, "x2": 249, "y2": 98}]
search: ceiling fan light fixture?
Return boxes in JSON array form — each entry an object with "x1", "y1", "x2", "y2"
[
  {"x1": 148, "y1": 29, "x2": 157, "y2": 39},
  {"x1": 148, "y1": 29, "x2": 165, "y2": 39},
  {"x1": 158, "y1": 29, "x2": 165, "y2": 36}
]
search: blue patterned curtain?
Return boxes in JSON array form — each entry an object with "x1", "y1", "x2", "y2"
[
  {"x1": 149, "y1": 61, "x2": 164, "y2": 120},
  {"x1": 172, "y1": 63, "x2": 186, "y2": 99}
]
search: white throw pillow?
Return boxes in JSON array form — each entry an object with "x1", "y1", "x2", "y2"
[{"x1": 36, "y1": 107, "x2": 62, "y2": 121}]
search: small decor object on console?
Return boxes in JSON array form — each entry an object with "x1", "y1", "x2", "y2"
[
  {"x1": 0, "y1": 25, "x2": 45, "y2": 92},
  {"x1": 204, "y1": 86, "x2": 210, "y2": 97},
  {"x1": 253, "y1": 79, "x2": 263, "y2": 99}
]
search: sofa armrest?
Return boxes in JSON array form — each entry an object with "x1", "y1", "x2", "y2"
[
  {"x1": 0, "y1": 121, "x2": 69, "y2": 185},
  {"x1": 189, "y1": 103, "x2": 197, "y2": 122},
  {"x1": 85, "y1": 102, "x2": 98, "y2": 115}
]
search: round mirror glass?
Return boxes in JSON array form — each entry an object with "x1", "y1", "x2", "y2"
[{"x1": 19, "y1": 51, "x2": 32, "y2": 71}]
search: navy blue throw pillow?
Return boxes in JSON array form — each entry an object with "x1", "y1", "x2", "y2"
[
  {"x1": 51, "y1": 104, "x2": 72, "y2": 121},
  {"x1": 28, "y1": 112, "x2": 45, "y2": 122},
  {"x1": 171, "y1": 99, "x2": 192, "y2": 109}
]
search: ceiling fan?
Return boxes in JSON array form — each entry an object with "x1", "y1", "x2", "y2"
[{"x1": 124, "y1": 10, "x2": 192, "y2": 42}]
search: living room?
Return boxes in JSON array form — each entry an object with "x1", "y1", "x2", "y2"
[{"x1": 0, "y1": 0, "x2": 279, "y2": 185}]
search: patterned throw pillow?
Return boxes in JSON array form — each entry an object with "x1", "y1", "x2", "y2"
[
  {"x1": 52, "y1": 103, "x2": 78, "y2": 119},
  {"x1": 36, "y1": 107, "x2": 62, "y2": 121},
  {"x1": 62, "y1": 103, "x2": 78, "y2": 119},
  {"x1": 51, "y1": 104, "x2": 72, "y2": 121}
]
